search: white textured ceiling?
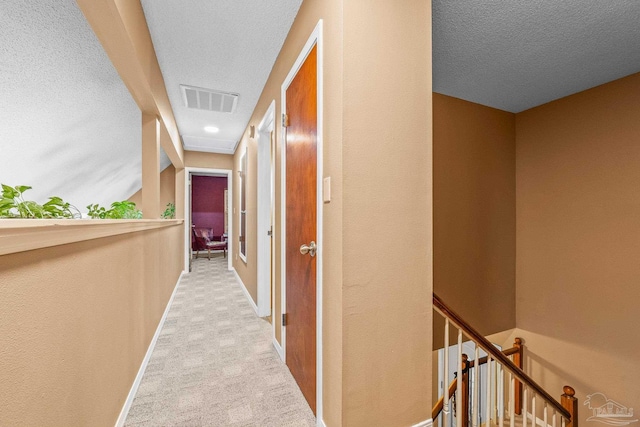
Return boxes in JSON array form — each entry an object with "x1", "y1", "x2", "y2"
[
  {"x1": 140, "y1": 0, "x2": 303, "y2": 154},
  {"x1": 433, "y1": 0, "x2": 640, "y2": 113},
  {"x1": 0, "y1": 0, "x2": 170, "y2": 212},
  {"x1": 3, "y1": 0, "x2": 639, "y2": 213}
]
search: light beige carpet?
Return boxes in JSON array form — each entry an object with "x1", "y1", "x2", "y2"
[{"x1": 124, "y1": 257, "x2": 316, "y2": 427}]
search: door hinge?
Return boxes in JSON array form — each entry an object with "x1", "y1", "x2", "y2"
[
  {"x1": 282, "y1": 313, "x2": 287, "y2": 326},
  {"x1": 282, "y1": 113, "x2": 289, "y2": 127},
  {"x1": 267, "y1": 227, "x2": 273, "y2": 237}
]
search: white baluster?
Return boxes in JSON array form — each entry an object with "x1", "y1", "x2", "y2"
[
  {"x1": 498, "y1": 363, "x2": 504, "y2": 427},
  {"x1": 561, "y1": 417, "x2": 566, "y2": 427},
  {"x1": 543, "y1": 402, "x2": 548, "y2": 427},
  {"x1": 473, "y1": 347, "x2": 479, "y2": 427},
  {"x1": 486, "y1": 357, "x2": 492, "y2": 427},
  {"x1": 552, "y1": 410, "x2": 557, "y2": 427},
  {"x1": 523, "y1": 387, "x2": 528, "y2": 427},
  {"x1": 444, "y1": 319, "x2": 450, "y2": 427},
  {"x1": 531, "y1": 394, "x2": 536, "y2": 427},
  {"x1": 509, "y1": 373, "x2": 515, "y2": 427},
  {"x1": 457, "y1": 328, "x2": 463, "y2": 427}
]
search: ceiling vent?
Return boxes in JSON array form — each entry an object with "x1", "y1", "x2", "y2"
[{"x1": 180, "y1": 85, "x2": 239, "y2": 113}]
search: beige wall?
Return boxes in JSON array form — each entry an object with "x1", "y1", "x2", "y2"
[
  {"x1": 433, "y1": 93, "x2": 516, "y2": 340},
  {"x1": 516, "y1": 72, "x2": 640, "y2": 420},
  {"x1": 183, "y1": 150, "x2": 234, "y2": 170},
  {"x1": 0, "y1": 223, "x2": 183, "y2": 426},
  {"x1": 341, "y1": 0, "x2": 432, "y2": 425},
  {"x1": 129, "y1": 164, "x2": 176, "y2": 213}
]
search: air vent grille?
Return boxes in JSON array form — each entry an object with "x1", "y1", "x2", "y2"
[{"x1": 180, "y1": 85, "x2": 238, "y2": 113}]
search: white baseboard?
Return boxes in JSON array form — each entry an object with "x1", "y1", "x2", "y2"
[
  {"x1": 232, "y1": 268, "x2": 259, "y2": 315},
  {"x1": 272, "y1": 336, "x2": 284, "y2": 361},
  {"x1": 413, "y1": 418, "x2": 433, "y2": 427},
  {"x1": 317, "y1": 413, "x2": 426, "y2": 427},
  {"x1": 114, "y1": 272, "x2": 184, "y2": 427}
]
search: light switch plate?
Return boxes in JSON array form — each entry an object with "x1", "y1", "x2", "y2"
[{"x1": 323, "y1": 177, "x2": 331, "y2": 203}]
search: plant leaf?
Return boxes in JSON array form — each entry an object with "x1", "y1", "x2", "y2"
[
  {"x1": 15, "y1": 185, "x2": 32, "y2": 194},
  {"x1": 2, "y1": 184, "x2": 17, "y2": 199}
]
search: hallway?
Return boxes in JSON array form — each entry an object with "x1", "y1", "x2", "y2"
[{"x1": 124, "y1": 256, "x2": 316, "y2": 426}]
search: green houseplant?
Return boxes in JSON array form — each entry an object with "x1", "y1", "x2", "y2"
[
  {"x1": 162, "y1": 202, "x2": 175, "y2": 219},
  {"x1": 0, "y1": 184, "x2": 81, "y2": 218},
  {"x1": 0, "y1": 183, "x2": 144, "y2": 220},
  {"x1": 86, "y1": 201, "x2": 142, "y2": 219}
]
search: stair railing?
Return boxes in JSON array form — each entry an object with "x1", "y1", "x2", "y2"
[{"x1": 432, "y1": 293, "x2": 577, "y2": 427}]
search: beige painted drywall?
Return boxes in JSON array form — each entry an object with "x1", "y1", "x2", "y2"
[
  {"x1": 516, "y1": 72, "x2": 640, "y2": 422},
  {"x1": 0, "y1": 223, "x2": 183, "y2": 426},
  {"x1": 184, "y1": 150, "x2": 234, "y2": 170},
  {"x1": 341, "y1": 0, "x2": 432, "y2": 425},
  {"x1": 433, "y1": 93, "x2": 516, "y2": 341},
  {"x1": 129, "y1": 164, "x2": 176, "y2": 213},
  {"x1": 141, "y1": 113, "x2": 161, "y2": 218}
]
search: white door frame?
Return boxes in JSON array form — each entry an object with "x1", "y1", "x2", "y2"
[
  {"x1": 183, "y1": 167, "x2": 233, "y2": 272},
  {"x1": 280, "y1": 20, "x2": 323, "y2": 424},
  {"x1": 257, "y1": 101, "x2": 276, "y2": 317}
]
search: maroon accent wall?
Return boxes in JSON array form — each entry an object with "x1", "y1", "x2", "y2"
[{"x1": 191, "y1": 176, "x2": 227, "y2": 238}]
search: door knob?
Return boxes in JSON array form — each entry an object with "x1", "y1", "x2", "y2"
[{"x1": 299, "y1": 241, "x2": 317, "y2": 257}]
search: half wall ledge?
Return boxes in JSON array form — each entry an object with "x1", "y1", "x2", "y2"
[{"x1": 0, "y1": 219, "x2": 184, "y2": 256}]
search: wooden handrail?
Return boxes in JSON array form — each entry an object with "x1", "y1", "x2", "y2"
[
  {"x1": 432, "y1": 377, "x2": 458, "y2": 419},
  {"x1": 467, "y1": 345, "x2": 519, "y2": 369},
  {"x1": 433, "y1": 293, "x2": 572, "y2": 420},
  {"x1": 432, "y1": 344, "x2": 520, "y2": 419}
]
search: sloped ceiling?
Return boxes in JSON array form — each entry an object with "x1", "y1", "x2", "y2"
[
  {"x1": 140, "y1": 0, "x2": 303, "y2": 154},
  {"x1": 0, "y1": 0, "x2": 169, "y2": 212}
]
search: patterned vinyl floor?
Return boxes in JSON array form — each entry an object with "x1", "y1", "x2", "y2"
[{"x1": 124, "y1": 256, "x2": 316, "y2": 427}]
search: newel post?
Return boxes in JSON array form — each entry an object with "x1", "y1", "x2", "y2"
[
  {"x1": 513, "y1": 337, "x2": 523, "y2": 415},
  {"x1": 461, "y1": 354, "x2": 470, "y2": 427},
  {"x1": 561, "y1": 386, "x2": 578, "y2": 427}
]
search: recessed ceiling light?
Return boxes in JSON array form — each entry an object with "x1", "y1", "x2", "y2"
[{"x1": 204, "y1": 126, "x2": 219, "y2": 133}]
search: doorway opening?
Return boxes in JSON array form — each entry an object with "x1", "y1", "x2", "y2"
[
  {"x1": 257, "y1": 101, "x2": 276, "y2": 320},
  {"x1": 184, "y1": 167, "x2": 233, "y2": 272}
]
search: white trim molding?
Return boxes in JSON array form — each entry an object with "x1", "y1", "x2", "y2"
[
  {"x1": 233, "y1": 268, "x2": 258, "y2": 315},
  {"x1": 272, "y1": 336, "x2": 284, "y2": 361},
  {"x1": 257, "y1": 100, "x2": 276, "y2": 318},
  {"x1": 114, "y1": 271, "x2": 184, "y2": 427},
  {"x1": 412, "y1": 418, "x2": 433, "y2": 427}
]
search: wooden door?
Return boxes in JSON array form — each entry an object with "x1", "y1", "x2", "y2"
[{"x1": 285, "y1": 44, "x2": 317, "y2": 413}]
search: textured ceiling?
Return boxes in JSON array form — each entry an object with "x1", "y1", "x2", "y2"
[
  {"x1": 433, "y1": 0, "x2": 640, "y2": 113},
  {"x1": 3, "y1": 0, "x2": 639, "y2": 213},
  {"x1": 140, "y1": 0, "x2": 303, "y2": 154},
  {"x1": 0, "y1": 0, "x2": 170, "y2": 212}
]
